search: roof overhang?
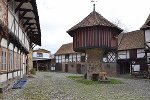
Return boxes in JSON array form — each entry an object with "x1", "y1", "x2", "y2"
[{"x1": 7, "y1": 0, "x2": 41, "y2": 46}]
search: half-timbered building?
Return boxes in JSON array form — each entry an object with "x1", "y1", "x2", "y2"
[
  {"x1": 55, "y1": 43, "x2": 87, "y2": 74},
  {"x1": 33, "y1": 48, "x2": 55, "y2": 71},
  {"x1": 67, "y1": 5, "x2": 122, "y2": 80},
  {"x1": 117, "y1": 30, "x2": 146, "y2": 74},
  {"x1": 0, "y1": 0, "x2": 41, "y2": 93}
]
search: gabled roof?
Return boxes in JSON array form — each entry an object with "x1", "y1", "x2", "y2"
[
  {"x1": 140, "y1": 14, "x2": 150, "y2": 30},
  {"x1": 33, "y1": 48, "x2": 50, "y2": 53},
  {"x1": 55, "y1": 43, "x2": 78, "y2": 55},
  {"x1": 67, "y1": 11, "x2": 122, "y2": 33},
  {"x1": 118, "y1": 30, "x2": 144, "y2": 50}
]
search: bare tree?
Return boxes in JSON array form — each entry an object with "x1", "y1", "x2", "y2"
[{"x1": 111, "y1": 19, "x2": 129, "y2": 33}]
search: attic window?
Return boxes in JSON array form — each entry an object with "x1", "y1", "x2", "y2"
[{"x1": 37, "y1": 53, "x2": 43, "y2": 57}]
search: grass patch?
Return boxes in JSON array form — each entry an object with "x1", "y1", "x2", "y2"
[
  {"x1": 67, "y1": 76, "x2": 123, "y2": 85},
  {"x1": 67, "y1": 76, "x2": 83, "y2": 79},
  {"x1": 44, "y1": 75, "x2": 52, "y2": 78}
]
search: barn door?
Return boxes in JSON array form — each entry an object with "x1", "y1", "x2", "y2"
[
  {"x1": 65, "y1": 64, "x2": 68, "y2": 72},
  {"x1": 77, "y1": 64, "x2": 81, "y2": 74}
]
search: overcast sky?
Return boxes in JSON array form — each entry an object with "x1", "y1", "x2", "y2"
[{"x1": 35, "y1": 0, "x2": 150, "y2": 54}]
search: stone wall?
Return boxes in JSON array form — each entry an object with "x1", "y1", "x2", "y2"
[{"x1": 86, "y1": 48, "x2": 105, "y2": 80}]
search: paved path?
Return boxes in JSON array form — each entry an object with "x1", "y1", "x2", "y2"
[{"x1": 1, "y1": 72, "x2": 150, "y2": 100}]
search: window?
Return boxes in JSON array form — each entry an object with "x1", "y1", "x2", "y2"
[
  {"x1": 14, "y1": 54, "x2": 17, "y2": 69},
  {"x1": 37, "y1": 53, "x2": 43, "y2": 57},
  {"x1": 65, "y1": 54, "x2": 69, "y2": 59},
  {"x1": 81, "y1": 56, "x2": 85, "y2": 62},
  {"x1": 9, "y1": 53, "x2": 13, "y2": 70},
  {"x1": 2, "y1": 51, "x2": 6, "y2": 70},
  {"x1": 18, "y1": 55, "x2": 20, "y2": 69}
]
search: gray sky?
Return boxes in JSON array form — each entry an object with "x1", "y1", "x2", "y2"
[{"x1": 35, "y1": 0, "x2": 150, "y2": 54}]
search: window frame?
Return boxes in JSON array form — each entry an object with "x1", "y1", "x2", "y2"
[{"x1": 2, "y1": 50, "x2": 7, "y2": 71}]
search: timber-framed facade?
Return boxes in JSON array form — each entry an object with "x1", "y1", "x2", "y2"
[{"x1": 0, "y1": 0, "x2": 41, "y2": 93}]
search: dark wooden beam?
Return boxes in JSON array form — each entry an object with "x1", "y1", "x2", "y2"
[
  {"x1": 19, "y1": 11, "x2": 28, "y2": 21},
  {"x1": 15, "y1": 2, "x2": 24, "y2": 13},
  {"x1": 23, "y1": 19, "x2": 30, "y2": 27},
  {"x1": 19, "y1": 8, "x2": 33, "y2": 12},
  {"x1": 25, "y1": 24, "x2": 32, "y2": 32},
  {"x1": 22, "y1": 17, "x2": 33, "y2": 19},
  {"x1": 14, "y1": 0, "x2": 29, "y2": 2}
]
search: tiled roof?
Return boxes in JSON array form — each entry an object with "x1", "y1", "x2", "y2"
[
  {"x1": 67, "y1": 11, "x2": 122, "y2": 33},
  {"x1": 55, "y1": 43, "x2": 78, "y2": 55},
  {"x1": 118, "y1": 30, "x2": 144, "y2": 50},
  {"x1": 33, "y1": 48, "x2": 50, "y2": 53},
  {"x1": 140, "y1": 14, "x2": 150, "y2": 29}
]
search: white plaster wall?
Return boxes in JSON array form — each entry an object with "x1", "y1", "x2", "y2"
[
  {"x1": 62, "y1": 55, "x2": 65, "y2": 59},
  {"x1": 15, "y1": 21, "x2": 19, "y2": 37},
  {"x1": 147, "y1": 52, "x2": 150, "y2": 57},
  {"x1": 33, "y1": 52, "x2": 37, "y2": 57},
  {"x1": 8, "y1": 43, "x2": 13, "y2": 50},
  {"x1": 19, "y1": 27, "x2": 22, "y2": 41},
  {"x1": 18, "y1": 71, "x2": 21, "y2": 76},
  {"x1": 132, "y1": 65, "x2": 140, "y2": 71},
  {"x1": 69, "y1": 54, "x2": 72, "y2": 59},
  {"x1": 0, "y1": 74, "x2": 7, "y2": 82},
  {"x1": 56, "y1": 60, "x2": 59, "y2": 63},
  {"x1": 118, "y1": 51, "x2": 126, "y2": 55},
  {"x1": 137, "y1": 49, "x2": 144, "y2": 53},
  {"x1": 8, "y1": 11, "x2": 14, "y2": 33},
  {"x1": 103, "y1": 58, "x2": 107, "y2": 62},
  {"x1": 73, "y1": 54, "x2": 76, "y2": 58},
  {"x1": 145, "y1": 29, "x2": 150, "y2": 42},
  {"x1": 14, "y1": 72, "x2": 17, "y2": 77},
  {"x1": 1, "y1": 38, "x2": 7, "y2": 48},
  {"x1": 146, "y1": 43, "x2": 150, "y2": 49},
  {"x1": 8, "y1": 73, "x2": 12, "y2": 79},
  {"x1": 18, "y1": 50, "x2": 20, "y2": 54},
  {"x1": 137, "y1": 53, "x2": 145, "y2": 58},
  {"x1": 21, "y1": 70, "x2": 23, "y2": 78},
  {"x1": 14, "y1": 47, "x2": 17, "y2": 52},
  {"x1": 127, "y1": 50, "x2": 130, "y2": 59},
  {"x1": 43, "y1": 53, "x2": 50, "y2": 58},
  {"x1": 118, "y1": 55, "x2": 126, "y2": 59}
]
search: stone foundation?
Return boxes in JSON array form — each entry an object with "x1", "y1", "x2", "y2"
[{"x1": 86, "y1": 48, "x2": 105, "y2": 80}]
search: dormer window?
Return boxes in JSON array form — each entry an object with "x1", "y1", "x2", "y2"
[{"x1": 37, "y1": 53, "x2": 43, "y2": 57}]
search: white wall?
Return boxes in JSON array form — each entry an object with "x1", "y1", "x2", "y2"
[
  {"x1": 1, "y1": 38, "x2": 7, "y2": 48},
  {"x1": 132, "y1": 65, "x2": 140, "y2": 71},
  {"x1": 0, "y1": 74, "x2": 7, "y2": 82},
  {"x1": 145, "y1": 29, "x2": 150, "y2": 43},
  {"x1": 8, "y1": 43, "x2": 13, "y2": 50},
  {"x1": 8, "y1": 73, "x2": 13, "y2": 79},
  {"x1": 118, "y1": 51, "x2": 126, "y2": 59}
]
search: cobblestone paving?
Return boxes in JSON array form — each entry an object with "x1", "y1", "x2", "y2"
[{"x1": 1, "y1": 72, "x2": 150, "y2": 100}]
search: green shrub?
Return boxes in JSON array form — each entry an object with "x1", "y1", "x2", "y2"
[{"x1": 30, "y1": 68, "x2": 36, "y2": 75}]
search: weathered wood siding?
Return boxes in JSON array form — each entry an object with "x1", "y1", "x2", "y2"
[{"x1": 73, "y1": 26, "x2": 118, "y2": 51}]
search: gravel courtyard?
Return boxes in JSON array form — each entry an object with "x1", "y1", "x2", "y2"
[{"x1": 1, "y1": 72, "x2": 150, "y2": 100}]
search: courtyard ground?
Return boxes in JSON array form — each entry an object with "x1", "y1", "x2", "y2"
[{"x1": 1, "y1": 71, "x2": 150, "y2": 100}]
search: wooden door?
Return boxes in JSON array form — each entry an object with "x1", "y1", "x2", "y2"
[
  {"x1": 77, "y1": 64, "x2": 81, "y2": 74},
  {"x1": 65, "y1": 64, "x2": 68, "y2": 72}
]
